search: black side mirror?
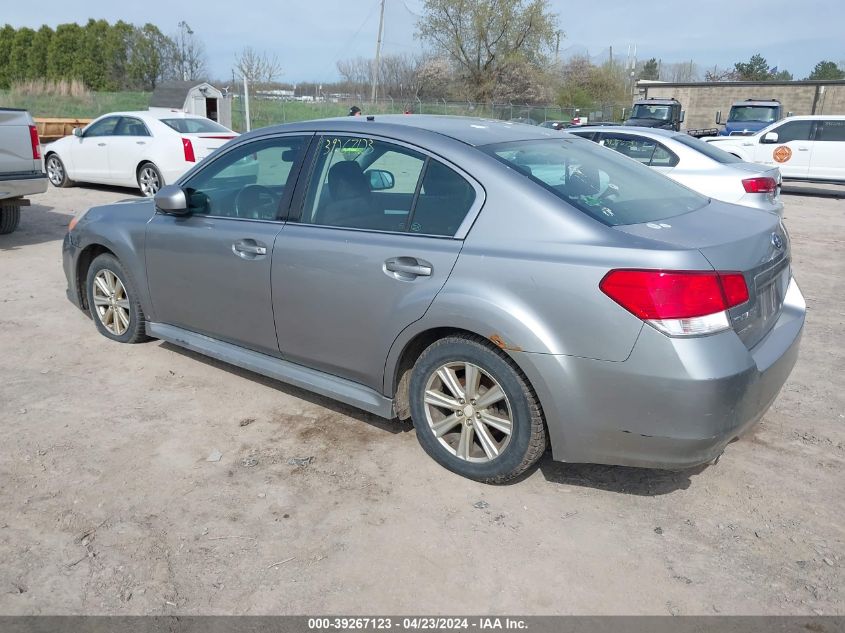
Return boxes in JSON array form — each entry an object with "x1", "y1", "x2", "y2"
[
  {"x1": 366, "y1": 169, "x2": 395, "y2": 191},
  {"x1": 154, "y1": 185, "x2": 190, "y2": 215}
]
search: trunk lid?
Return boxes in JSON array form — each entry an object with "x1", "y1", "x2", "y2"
[
  {"x1": 184, "y1": 134, "x2": 237, "y2": 161},
  {"x1": 0, "y1": 108, "x2": 39, "y2": 175},
  {"x1": 615, "y1": 201, "x2": 790, "y2": 348}
]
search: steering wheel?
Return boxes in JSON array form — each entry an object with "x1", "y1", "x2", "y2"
[{"x1": 234, "y1": 185, "x2": 280, "y2": 220}]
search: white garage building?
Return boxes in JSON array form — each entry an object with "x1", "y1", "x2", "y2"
[{"x1": 149, "y1": 81, "x2": 233, "y2": 129}]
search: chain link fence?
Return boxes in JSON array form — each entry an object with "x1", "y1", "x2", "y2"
[{"x1": 230, "y1": 83, "x2": 625, "y2": 132}]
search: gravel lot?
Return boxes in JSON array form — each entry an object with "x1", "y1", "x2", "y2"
[{"x1": 0, "y1": 183, "x2": 842, "y2": 615}]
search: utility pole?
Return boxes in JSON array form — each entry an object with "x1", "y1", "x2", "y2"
[
  {"x1": 243, "y1": 76, "x2": 251, "y2": 132},
  {"x1": 370, "y1": 0, "x2": 386, "y2": 104}
]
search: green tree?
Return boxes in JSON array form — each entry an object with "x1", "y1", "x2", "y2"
[
  {"x1": 808, "y1": 60, "x2": 845, "y2": 80},
  {"x1": 417, "y1": 0, "x2": 559, "y2": 101},
  {"x1": 8, "y1": 27, "x2": 35, "y2": 81},
  {"x1": 640, "y1": 57, "x2": 659, "y2": 81},
  {"x1": 733, "y1": 54, "x2": 771, "y2": 81},
  {"x1": 46, "y1": 23, "x2": 84, "y2": 81},
  {"x1": 27, "y1": 26, "x2": 53, "y2": 80},
  {"x1": 77, "y1": 19, "x2": 111, "y2": 90},
  {"x1": 128, "y1": 23, "x2": 177, "y2": 90},
  {"x1": 0, "y1": 24, "x2": 15, "y2": 88},
  {"x1": 771, "y1": 69, "x2": 793, "y2": 81},
  {"x1": 104, "y1": 21, "x2": 136, "y2": 90}
]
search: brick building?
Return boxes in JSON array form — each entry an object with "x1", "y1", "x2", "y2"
[{"x1": 636, "y1": 80, "x2": 845, "y2": 131}]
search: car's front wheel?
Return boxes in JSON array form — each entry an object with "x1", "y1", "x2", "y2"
[
  {"x1": 46, "y1": 154, "x2": 73, "y2": 188},
  {"x1": 137, "y1": 162, "x2": 163, "y2": 197},
  {"x1": 409, "y1": 335, "x2": 547, "y2": 483},
  {"x1": 85, "y1": 253, "x2": 149, "y2": 344}
]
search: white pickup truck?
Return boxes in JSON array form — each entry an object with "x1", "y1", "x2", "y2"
[
  {"x1": 0, "y1": 108, "x2": 48, "y2": 234},
  {"x1": 706, "y1": 115, "x2": 845, "y2": 185}
]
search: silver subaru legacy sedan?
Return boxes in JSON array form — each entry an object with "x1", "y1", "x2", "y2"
[{"x1": 62, "y1": 116, "x2": 805, "y2": 483}]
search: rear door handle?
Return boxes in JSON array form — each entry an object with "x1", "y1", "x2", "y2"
[
  {"x1": 97, "y1": 142, "x2": 106, "y2": 147},
  {"x1": 384, "y1": 257, "x2": 432, "y2": 279},
  {"x1": 232, "y1": 239, "x2": 267, "y2": 259}
]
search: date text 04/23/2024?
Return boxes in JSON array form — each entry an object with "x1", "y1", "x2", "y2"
[{"x1": 307, "y1": 617, "x2": 528, "y2": 630}]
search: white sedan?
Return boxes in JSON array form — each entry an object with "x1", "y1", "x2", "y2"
[
  {"x1": 44, "y1": 111, "x2": 238, "y2": 196},
  {"x1": 569, "y1": 126, "x2": 783, "y2": 215}
]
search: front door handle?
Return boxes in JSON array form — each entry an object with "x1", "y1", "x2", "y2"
[
  {"x1": 97, "y1": 142, "x2": 106, "y2": 147},
  {"x1": 384, "y1": 257, "x2": 432, "y2": 280},
  {"x1": 232, "y1": 239, "x2": 267, "y2": 259},
  {"x1": 797, "y1": 147, "x2": 810, "y2": 151}
]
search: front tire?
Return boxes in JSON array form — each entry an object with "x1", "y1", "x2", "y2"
[
  {"x1": 0, "y1": 204, "x2": 21, "y2": 234},
  {"x1": 85, "y1": 253, "x2": 149, "y2": 344},
  {"x1": 409, "y1": 335, "x2": 547, "y2": 483},
  {"x1": 46, "y1": 154, "x2": 74, "y2": 188},
  {"x1": 137, "y1": 162, "x2": 163, "y2": 197}
]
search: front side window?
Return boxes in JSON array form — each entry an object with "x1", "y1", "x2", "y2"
[
  {"x1": 182, "y1": 136, "x2": 307, "y2": 220},
  {"x1": 484, "y1": 137, "x2": 707, "y2": 226},
  {"x1": 84, "y1": 117, "x2": 119, "y2": 137},
  {"x1": 769, "y1": 121, "x2": 813, "y2": 143},
  {"x1": 817, "y1": 120, "x2": 845, "y2": 142},
  {"x1": 598, "y1": 134, "x2": 679, "y2": 168}
]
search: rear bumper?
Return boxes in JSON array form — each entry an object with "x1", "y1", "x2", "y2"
[
  {"x1": 516, "y1": 278, "x2": 805, "y2": 469},
  {"x1": 0, "y1": 172, "x2": 47, "y2": 200}
]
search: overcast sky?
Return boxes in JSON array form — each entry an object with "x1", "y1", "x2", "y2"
[{"x1": 8, "y1": 1, "x2": 845, "y2": 83}]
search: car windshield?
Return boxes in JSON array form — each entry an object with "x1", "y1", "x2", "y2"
[
  {"x1": 160, "y1": 118, "x2": 232, "y2": 133},
  {"x1": 630, "y1": 104, "x2": 671, "y2": 120},
  {"x1": 483, "y1": 138, "x2": 708, "y2": 226},
  {"x1": 671, "y1": 133, "x2": 743, "y2": 164},
  {"x1": 728, "y1": 106, "x2": 778, "y2": 123}
]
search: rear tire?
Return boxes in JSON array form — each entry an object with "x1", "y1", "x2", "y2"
[
  {"x1": 0, "y1": 204, "x2": 21, "y2": 234},
  {"x1": 137, "y1": 162, "x2": 163, "y2": 197},
  {"x1": 85, "y1": 253, "x2": 150, "y2": 344},
  {"x1": 409, "y1": 334, "x2": 547, "y2": 483},
  {"x1": 46, "y1": 154, "x2": 74, "y2": 188}
]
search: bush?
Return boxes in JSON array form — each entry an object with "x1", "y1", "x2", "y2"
[{"x1": 9, "y1": 79, "x2": 91, "y2": 99}]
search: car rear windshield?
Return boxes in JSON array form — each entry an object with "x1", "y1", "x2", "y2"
[
  {"x1": 160, "y1": 118, "x2": 232, "y2": 134},
  {"x1": 483, "y1": 137, "x2": 708, "y2": 226},
  {"x1": 671, "y1": 133, "x2": 743, "y2": 164}
]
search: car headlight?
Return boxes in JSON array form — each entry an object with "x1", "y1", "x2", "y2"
[{"x1": 68, "y1": 207, "x2": 91, "y2": 232}]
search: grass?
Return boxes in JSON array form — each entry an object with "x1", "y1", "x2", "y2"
[{"x1": 0, "y1": 89, "x2": 150, "y2": 119}]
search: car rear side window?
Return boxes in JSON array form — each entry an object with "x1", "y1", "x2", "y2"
[
  {"x1": 817, "y1": 120, "x2": 845, "y2": 142},
  {"x1": 484, "y1": 137, "x2": 707, "y2": 226},
  {"x1": 598, "y1": 134, "x2": 679, "y2": 168},
  {"x1": 410, "y1": 161, "x2": 476, "y2": 236},
  {"x1": 672, "y1": 134, "x2": 743, "y2": 164},
  {"x1": 160, "y1": 118, "x2": 232, "y2": 134},
  {"x1": 114, "y1": 117, "x2": 150, "y2": 137}
]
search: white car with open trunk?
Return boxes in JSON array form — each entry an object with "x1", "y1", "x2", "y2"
[{"x1": 43, "y1": 111, "x2": 238, "y2": 196}]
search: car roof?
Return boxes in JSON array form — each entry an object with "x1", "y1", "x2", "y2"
[
  {"x1": 776, "y1": 114, "x2": 845, "y2": 121},
  {"x1": 570, "y1": 125, "x2": 677, "y2": 138},
  {"x1": 731, "y1": 100, "x2": 780, "y2": 106},
  {"x1": 246, "y1": 115, "x2": 562, "y2": 147},
  {"x1": 93, "y1": 110, "x2": 207, "y2": 120}
]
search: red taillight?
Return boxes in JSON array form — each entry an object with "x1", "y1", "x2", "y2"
[
  {"x1": 599, "y1": 270, "x2": 749, "y2": 320},
  {"x1": 182, "y1": 138, "x2": 195, "y2": 162},
  {"x1": 29, "y1": 125, "x2": 41, "y2": 160},
  {"x1": 742, "y1": 177, "x2": 776, "y2": 194}
]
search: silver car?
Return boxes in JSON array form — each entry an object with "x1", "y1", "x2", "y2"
[
  {"x1": 569, "y1": 126, "x2": 784, "y2": 215},
  {"x1": 62, "y1": 116, "x2": 804, "y2": 483}
]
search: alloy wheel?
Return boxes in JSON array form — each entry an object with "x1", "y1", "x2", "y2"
[
  {"x1": 138, "y1": 166, "x2": 161, "y2": 196},
  {"x1": 423, "y1": 361, "x2": 513, "y2": 463},
  {"x1": 46, "y1": 156, "x2": 64, "y2": 186},
  {"x1": 92, "y1": 269, "x2": 131, "y2": 336}
]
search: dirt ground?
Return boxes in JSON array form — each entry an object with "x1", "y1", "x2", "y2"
[{"x1": 0, "y1": 183, "x2": 842, "y2": 616}]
